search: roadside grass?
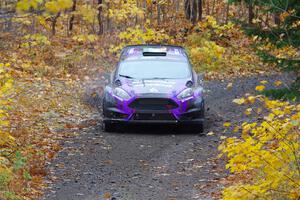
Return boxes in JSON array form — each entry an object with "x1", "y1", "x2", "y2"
[{"x1": 262, "y1": 88, "x2": 300, "y2": 100}]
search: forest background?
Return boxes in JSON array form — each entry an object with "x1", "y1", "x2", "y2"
[{"x1": 0, "y1": 0, "x2": 299, "y2": 199}]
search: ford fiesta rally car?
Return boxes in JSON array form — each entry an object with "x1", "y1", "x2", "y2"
[{"x1": 102, "y1": 45, "x2": 204, "y2": 132}]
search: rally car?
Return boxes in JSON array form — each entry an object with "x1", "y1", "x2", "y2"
[{"x1": 102, "y1": 45, "x2": 204, "y2": 132}]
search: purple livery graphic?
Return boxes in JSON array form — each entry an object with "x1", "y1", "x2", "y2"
[{"x1": 102, "y1": 45, "x2": 204, "y2": 132}]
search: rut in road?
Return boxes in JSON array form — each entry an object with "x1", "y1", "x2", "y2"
[{"x1": 43, "y1": 73, "x2": 293, "y2": 200}]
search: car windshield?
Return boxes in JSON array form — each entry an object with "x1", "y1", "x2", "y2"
[{"x1": 118, "y1": 60, "x2": 191, "y2": 79}]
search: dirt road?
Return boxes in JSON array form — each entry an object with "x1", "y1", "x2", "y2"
[{"x1": 43, "y1": 73, "x2": 293, "y2": 200}]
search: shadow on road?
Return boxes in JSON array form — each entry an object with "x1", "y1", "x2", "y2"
[{"x1": 105, "y1": 123, "x2": 207, "y2": 135}]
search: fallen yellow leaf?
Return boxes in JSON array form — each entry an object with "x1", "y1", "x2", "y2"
[
  {"x1": 260, "y1": 80, "x2": 268, "y2": 84},
  {"x1": 207, "y1": 131, "x2": 215, "y2": 136},
  {"x1": 223, "y1": 122, "x2": 231, "y2": 127},
  {"x1": 220, "y1": 136, "x2": 227, "y2": 140},
  {"x1": 233, "y1": 98, "x2": 245, "y2": 105},
  {"x1": 233, "y1": 126, "x2": 240, "y2": 133},
  {"x1": 274, "y1": 80, "x2": 282, "y2": 87},
  {"x1": 244, "y1": 108, "x2": 252, "y2": 115},
  {"x1": 255, "y1": 85, "x2": 265, "y2": 91}
]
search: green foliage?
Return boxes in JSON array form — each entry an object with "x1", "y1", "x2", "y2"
[
  {"x1": 256, "y1": 49, "x2": 300, "y2": 73},
  {"x1": 262, "y1": 88, "x2": 300, "y2": 100},
  {"x1": 0, "y1": 168, "x2": 12, "y2": 189},
  {"x1": 23, "y1": 171, "x2": 32, "y2": 181},
  {"x1": 263, "y1": 78, "x2": 300, "y2": 100},
  {"x1": 4, "y1": 191, "x2": 20, "y2": 200},
  {"x1": 12, "y1": 152, "x2": 26, "y2": 171},
  {"x1": 240, "y1": 0, "x2": 300, "y2": 74}
]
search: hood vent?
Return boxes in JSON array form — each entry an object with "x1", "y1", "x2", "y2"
[
  {"x1": 142, "y1": 52, "x2": 167, "y2": 56},
  {"x1": 142, "y1": 47, "x2": 167, "y2": 56}
]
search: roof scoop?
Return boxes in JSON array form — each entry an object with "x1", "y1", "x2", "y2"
[{"x1": 142, "y1": 47, "x2": 167, "y2": 56}]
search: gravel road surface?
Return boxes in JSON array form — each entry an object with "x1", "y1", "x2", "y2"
[{"x1": 43, "y1": 73, "x2": 293, "y2": 200}]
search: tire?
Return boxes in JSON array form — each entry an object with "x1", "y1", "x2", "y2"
[
  {"x1": 197, "y1": 122, "x2": 204, "y2": 133},
  {"x1": 186, "y1": 122, "x2": 204, "y2": 133},
  {"x1": 103, "y1": 122, "x2": 116, "y2": 132}
]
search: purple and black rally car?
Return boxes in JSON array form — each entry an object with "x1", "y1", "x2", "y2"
[{"x1": 102, "y1": 45, "x2": 204, "y2": 132}]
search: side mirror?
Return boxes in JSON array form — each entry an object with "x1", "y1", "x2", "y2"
[{"x1": 197, "y1": 73, "x2": 204, "y2": 86}]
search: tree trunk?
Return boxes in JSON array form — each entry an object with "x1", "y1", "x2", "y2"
[
  {"x1": 135, "y1": 0, "x2": 139, "y2": 26},
  {"x1": 97, "y1": 0, "x2": 103, "y2": 35},
  {"x1": 185, "y1": 0, "x2": 198, "y2": 24},
  {"x1": 68, "y1": 0, "x2": 76, "y2": 32},
  {"x1": 211, "y1": 0, "x2": 216, "y2": 15},
  {"x1": 206, "y1": 0, "x2": 210, "y2": 15},
  {"x1": 274, "y1": 13, "x2": 280, "y2": 26},
  {"x1": 225, "y1": 0, "x2": 230, "y2": 23},
  {"x1": 184, "y1": 0, "x2": 191, "y2": 20},
  {"x1": 191, "y1": 0, "x2": 197, "y2": 24},
  {"x1": 197, "y1": 0, "x2": 202, "y2": 21},
  {"x1": 248, "y1": 0, "x2": 254, "y2": 25},
  {"x1": 106, "y1": 2, "x2": 110, "y2": 31},
  {"x1": 157, "y1": 1, "x2": 161, "y2": 25},
  {"x1": 51, "y1": 12, "x2": 60, "y2": 35}
]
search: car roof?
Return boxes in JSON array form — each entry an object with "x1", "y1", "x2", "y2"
[{"x1": 120, "y1": 44, "x2": 189, "y2": 62}]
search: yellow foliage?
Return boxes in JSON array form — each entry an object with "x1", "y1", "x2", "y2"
[
  {"x1": 45, "y1": 0, "x2": 73, "y2": 13},
  {"x1": 108, "y1": 0, "x2": 144, "y2": 22},
  {"x1": 72, "y1": 34, "x2": 98, "y2": 43},
  {"x1": 189, "y1": 39, "x2": 225, "y2": 71},
  {"x1": 219, "y1": 95, "x2": 300, "y2": 199},
  {"x1": 110, "y1": 25, "x2": 171, "y2": 53},
  {"x1": 76, "y1": 4, "x2": 98, "y2": 24},
  {"x1": 16, "y1": 0, "x2": 43, "y2": 13},
  {"x1": 0, "y1": 62, "x2": 15, "y2": 194},
  {"x1": 0, "y1": 63, "x2": 15, "y2": 147},
  {"x1": 21, "y1": 34, "x2": 50, "y2": 48},
  {"x1": 185, "y1": 16, "x2": 263, "y2": 75}
]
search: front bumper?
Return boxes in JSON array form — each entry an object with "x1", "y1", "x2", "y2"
[
  {"x1": 103, "y1": 105, "x2": 204, "y2": 125},
  {"x1": 103, "y1": 118, "x2": 204, "y2": 124}
]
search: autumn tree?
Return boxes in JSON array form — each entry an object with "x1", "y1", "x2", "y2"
[{"x1": 184, "y1": 0, "x2": 202, "y2": 23}]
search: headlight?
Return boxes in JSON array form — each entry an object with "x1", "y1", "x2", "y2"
[
  {"x1": 177, "y1": 88, "x2": 194, "y2": 100},
  {"x1": 113, "y1": 87, "x2": 131, "y2": 100}
]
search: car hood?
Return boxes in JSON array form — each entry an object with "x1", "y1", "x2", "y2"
[{"x1": 120, "y1": 78, "x2": 189, "y2": 97}]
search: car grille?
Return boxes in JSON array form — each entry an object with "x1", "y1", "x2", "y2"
[
  {"x1": 132, "y1": 113, "x2": 176, "y2": 121},
  {"x1": 129, "y1": 98, "x2": 178, "y2": 111}
]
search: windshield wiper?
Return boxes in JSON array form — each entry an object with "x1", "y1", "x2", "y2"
[{"x1": 119, "y1": 74, "x2": 134, "y2": 79}]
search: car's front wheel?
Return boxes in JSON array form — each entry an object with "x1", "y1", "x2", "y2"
[
  {"x1": 103, "y1": 122, "x2": 116, "y2": 132},
  {"x1": 186, "y1": 122, "x2": 203, "y2": 133}
]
